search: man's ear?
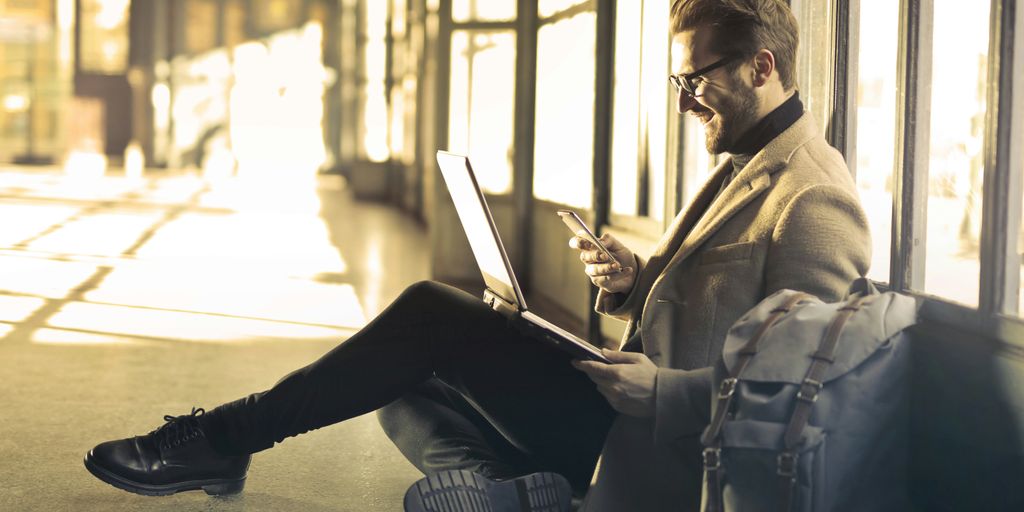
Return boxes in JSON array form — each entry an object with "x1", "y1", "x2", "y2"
[{"x1": 751, "y1": 49, "x2": 776, "y2": 87}]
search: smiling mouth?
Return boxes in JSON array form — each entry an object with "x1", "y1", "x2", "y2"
[{"x1": 695, "y1": 113, "x2": 714, "y2": 125}]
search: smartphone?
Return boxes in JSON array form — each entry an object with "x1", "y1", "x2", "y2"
[{"x1": 557, "y1": 209, "x2": 619, "y2": 267}]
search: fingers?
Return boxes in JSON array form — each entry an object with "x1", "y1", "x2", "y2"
[
  {"x1": 572, "y1": 359, "x2": 618, "y2": 381},
  {"x1": 601, "y1": 349, "x2": 644, "y2": 364},
  {"x1": 578, "y1": 248, "x2": 616, "y2": 265},
  {"x1": 568, "y1": 236, "x2": 594, "y2": 251},
  {"x1": 585, "y1": 262, "x2": 622, "y2": 276}
]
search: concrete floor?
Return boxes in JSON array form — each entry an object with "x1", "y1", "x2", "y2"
[{"x1": 0, "y1": 168, "x2": 427, "y2": 511}]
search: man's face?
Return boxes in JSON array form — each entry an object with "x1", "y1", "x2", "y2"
[{"x1": 671, "y1": 27, "x2": 760, "y2": 154}]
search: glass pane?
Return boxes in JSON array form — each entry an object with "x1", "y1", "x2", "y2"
[
  {"x1": 641, "y1": 0, "x2": 669, "y2": 221},
  {"x1": 224, "y1": 0, "x2": 247, "y2": 48},
  {"x1": 793, "y1": 0, "x2": 835, "y2": 134},
  {"x1": 0, "y1": 1, "x2": 71, "y2": 162},
  {"x1": 448, "y1": 31, "x2": 516, "y2": 193},
  {"x1": 362, "y1": 0, "x2": 389, "y2": 162},
  {"x1": 672, "y1": 37, "x2": 714, "y2": 207},
  {"x1": 539, "y1": 0, "x2": 588, "y2": 19},
  {"x1": 680, "y1": 116, "x2": 714, "y2": 207},
  {"x1": 79, "y1": 0, "x2": 129, "y2": 74},
  {"x1": 854, "y1": 0, "x2": 899, "y2": 283},
  {"x1": 1018, "y1": 167, "x2": 1023, "y2": 315},
  {"x1": 452, "y1": 0, "x2": 515, "y2": 23},
  {"x1": 533, "y1": 11, "x2": 596, "y2": 208},
  {"x1": 185, "y1": 0, "x2": 219, "y2": 54},
  {"x1": 922, "y1": 0, "x2": 990, "y2": 306},
  {"x1": 609, "y1": 0, "x2": 642, "y2": 217}
]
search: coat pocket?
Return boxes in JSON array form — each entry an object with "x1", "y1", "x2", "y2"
[{"x1": 699, "y1": 241, "x2": 755, "y2": 266}]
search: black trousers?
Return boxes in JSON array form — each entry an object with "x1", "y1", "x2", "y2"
[{"x1": 202, "y1": 280, "x2": 617, "y2": 493}]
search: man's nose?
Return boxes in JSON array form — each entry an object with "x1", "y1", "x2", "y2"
[{"x1": 676, "y1": 89, "x2": 698, "y2": 114}]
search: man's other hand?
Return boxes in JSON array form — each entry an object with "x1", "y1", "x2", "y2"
[
  {"x1": 569, "y1": 233, "x2": 636, "y2": 294},
  {"x1": 572, "y1": 350, "x2": 656, "y2": 418}
]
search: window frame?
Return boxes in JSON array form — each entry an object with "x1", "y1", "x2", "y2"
[
  {"x1": 605, "y1": 0, "x2": 678, "y2": 238},
  {"x1": 837, "y1": 0, "x2": 1024, "y2": 347}
]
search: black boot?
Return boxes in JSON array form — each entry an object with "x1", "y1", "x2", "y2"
[
  {"x1": 404, "y1": 470, "x2": 573, "y2": 512},
  {"x1": 84, "y1": 408, "x2": 251, "y2": 496}
]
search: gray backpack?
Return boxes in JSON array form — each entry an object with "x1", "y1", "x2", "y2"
[{"x1": 700, "y1": 279, "x2": 918, "y2": 512}]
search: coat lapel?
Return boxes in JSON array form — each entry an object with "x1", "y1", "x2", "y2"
[{"x1": 656, "y1": 112, "x2": 821, "y2": 281}]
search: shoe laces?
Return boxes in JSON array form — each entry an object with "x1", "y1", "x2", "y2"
[{"x1": 151, "y1": 407, "x2": 206, "y2": 450}]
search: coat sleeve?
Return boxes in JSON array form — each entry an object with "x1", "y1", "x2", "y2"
[
  {"x1": 653, "y1": 366, "x2": 713, "y2": 444},
  {"x1": 594, "y1": 253, "x2": 647, "y2": 321},
  {"x1": 765, "y1": 183, "x2": 871, "y2": 302}
]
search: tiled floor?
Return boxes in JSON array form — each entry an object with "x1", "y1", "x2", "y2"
[{"x1": 0, "y1": 167, "x2": 427, "y2": 511}]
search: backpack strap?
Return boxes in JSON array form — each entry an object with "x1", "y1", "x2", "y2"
[
  {"x1": 776, "y1": 294, "x2": 875, "y2": 512},
  {"x1": 700, "y1": 292, "x2": 812, "y2": 512}
]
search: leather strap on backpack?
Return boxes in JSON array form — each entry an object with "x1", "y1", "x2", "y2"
[
  {"x1": 776, "y1": 294, "x2": 874, "y2": 512},
  {"x1": 700, "y1": 292, "x2": 812, "y2": 512}
]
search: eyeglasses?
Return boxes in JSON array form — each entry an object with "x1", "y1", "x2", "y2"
[{"x1": 668, "y1": 56, "x2": 737, "y2": 97}]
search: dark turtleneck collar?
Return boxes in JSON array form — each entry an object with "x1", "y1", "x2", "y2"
[{"x1": 727, "y1": 91, "x2": 804, "y2": 160}]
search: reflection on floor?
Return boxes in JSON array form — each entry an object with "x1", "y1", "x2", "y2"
[{"x1": 0, "y1": 167, "x2": 427, "y2": 511}]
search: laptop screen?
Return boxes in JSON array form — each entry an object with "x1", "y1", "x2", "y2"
[{"x1": 435, "y1": 151, "x2": 525, "y2": 308}]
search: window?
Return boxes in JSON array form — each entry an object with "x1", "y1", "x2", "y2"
[
  {"x1": 224, "y1": 0, "x2": 247, "y2": 48},
  {"x1": 361, "y1": 0, "x2": 389, "y2": 162},
  {"x1": 609, "y1": 0, "x2": 643, "y2": 217},
  {"x1": 184, "y1": 0, "x2": 218, "y2": 55},
  {"x1": 533, "y1": 9, "x2": 596, "y2": 208},
  {"x1": 921, "y1": 0, "x2": 991, "y2": 307},
  {"x1": 447, "y1": 31, "x2": 516, "y2": 193},
  {"x1": 793, "y1": 0, "x2": 836, "y2": 135},
  {"x1": 452, "y1": 0, "x2": 514, "y2": 23},
  {"x1": 79, "y1": 0, "x2": 129, "y2": 74},
  {"x1": 609, "y1": 0, "x2": 671, "y2": 222},
  {"x1": 1018, "y1": 169, "x2": 1023, "y2": 315},
  {"x1": 854, "y1": 0, "x2": 899, "y2": 283},
  {"x1": 539, "y1": 0, "x2": 588, "y2": 19}
]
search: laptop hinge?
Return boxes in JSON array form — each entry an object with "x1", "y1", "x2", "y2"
[{"x1": 482, "y1": 289, "x2": 518, "y2": 318}]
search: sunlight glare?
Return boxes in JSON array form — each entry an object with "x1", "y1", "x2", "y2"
[
  {"x1": 0, "y1": 295, "x2": 47, "y2": 324},
  {"x1": 31, "y1": 327, "x2": 148, "y2": 346},
  {"x1": 48, "y1": 300, "x2": 360, "y2": 344}
]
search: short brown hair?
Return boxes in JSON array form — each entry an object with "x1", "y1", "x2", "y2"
[{"x1": 670, "y1": 0, "x2": 799, "y2": 90}]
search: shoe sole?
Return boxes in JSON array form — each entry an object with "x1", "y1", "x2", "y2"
[
  {"x1": 84, "y1": 454, "x2": 245, "y2": 497},
  {"x1": 403, "y1": 470, "x2": 572, "y2": 512}
]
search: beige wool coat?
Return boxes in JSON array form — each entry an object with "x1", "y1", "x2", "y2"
[{"x1": 581, "y1": 112, "x2": 871, "y2": 511}]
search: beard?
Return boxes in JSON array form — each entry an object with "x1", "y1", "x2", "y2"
[{"x1": 701, "y1": 82, "x2": 760, "y2": 154}]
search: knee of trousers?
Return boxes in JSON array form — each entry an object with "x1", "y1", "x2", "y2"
[
  {"x1": 395, "y1": 280, "x2": 457, "y2": 310},
  {"x1": 375, "y1": 401, "x2": 406, "y2": 441}
]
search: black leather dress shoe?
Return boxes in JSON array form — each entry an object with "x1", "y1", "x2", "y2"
[
  {"x1": 84, "y1": 408, "x2": 250, "y2": 496},
  {"x1": 404, "y1": 470, "x2": 573, "y2": 512}
]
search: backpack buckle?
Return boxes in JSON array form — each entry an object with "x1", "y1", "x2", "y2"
[
  {"x1": 718, "y1": 378, "x2": 738, "y2": 399},
  {"x1": 703, "y1": 447, "x2": 721, "y2": 471},
  {"x1": 796, "y1": 378, "x2": 823, "y2": 403},
  {"x1": 777, "y1": 452, "x2": 798, "y2": 478}
]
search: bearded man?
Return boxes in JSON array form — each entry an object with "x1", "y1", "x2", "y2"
[{"x1": 84, "y1": 1, "x2": 869, "y2": 510}]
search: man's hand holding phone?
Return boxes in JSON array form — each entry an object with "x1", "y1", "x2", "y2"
[{"x1": 567, "y1": 229, "x2": 637, "y2": 294}]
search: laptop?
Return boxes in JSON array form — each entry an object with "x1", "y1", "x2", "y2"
[{"x1": 435, "y1": 150, "x2": 611, "y2": 364}]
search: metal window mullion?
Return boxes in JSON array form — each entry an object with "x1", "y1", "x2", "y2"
[
  {"x1": 980, "y1": 0, "x2": 1022, "y2": 315},
  {"x1": 434, "y1": 0, "x2": 451, "y2": 153},
  {"x1": 832, "y1": 0, "x2": 858, "y2": 175},
  {"x1": 890, "y1": 0, "x2": 932, "y2": 292},
  {"x1": 512, "y1": 0, "x2": 537, "y2": 291},
  {"x1": 588, "y1": 0, "x2": 614, "y2": 343},
  {"x1": 451, "y1": 20, "x2": 517, "y2": 30}
]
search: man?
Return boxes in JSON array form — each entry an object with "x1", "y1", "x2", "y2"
[
  {"x1": 573, "y1": 1, "x2": 869, "y2": 509},
  {"x1": 84, "y1": 1, "x2": 869, "y2": 510}
]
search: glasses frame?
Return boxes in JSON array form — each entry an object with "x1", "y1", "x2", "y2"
[{"x1": 669, "y1": 55, "x2": 738, "y2": 97}]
